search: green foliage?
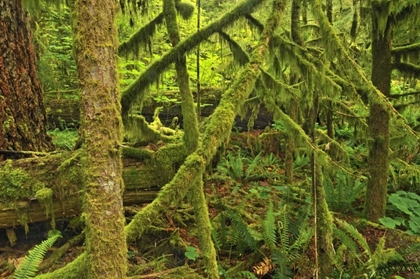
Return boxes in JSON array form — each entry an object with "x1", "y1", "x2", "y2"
[
  {"x1": 324, "y1": 170, "x2": 366, "y2": 213},
  {"x1": 48, "y1": 128, "x2": 78, "y2": 150},
  {"x1": 14, "y1": 230, "x2": 62, "y2": 279},
  {"x1": 216, "y1": 150, "x2": 263, "y2": 183},
  {"x1": 333, "y1": 218, "x2": 405, "y2": 278},
  {"x1": 262, "y1": 200, "x2": 276, "y2": 250},
  {"x1": 184, "y1": 246, "x2": 199, "y2": 260},
  {"x1": 380, "y1": 191, "x2": 420, "y2": 235},
  {"x1": 33, "y1": 4, "x2": 78, "y2": 92}
]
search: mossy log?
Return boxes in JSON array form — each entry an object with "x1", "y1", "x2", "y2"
[
  {"x1": 0, "y1": 146, "x2": 184, "y2": 230},
  {"x1": 44, "y1": 88, "x2": 273, "y2": 130}
]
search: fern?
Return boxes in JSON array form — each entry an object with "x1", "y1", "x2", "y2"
[
  {"x1": 262, "y1": 199, "x2": 277, "y2": 250},
  {"x1": 377, "y1": 260, "x2": 420, "y2": 277},
  {"x1": 226, "y1": 208, "x2": 257, "y2": 251},
  {"x1": 217, "y1": 151, "x2": 244, "y2": 181},
  {"x1": 14, "y1": 230, "x2": 62, "y2": 279},
  {"x1": 244, "y1": 151, "x2": 263, "y2": 180},
  {"x1": 334, "y1": 218, "x2": 371, "y2": 257},
  {"x1": 211, "y1": 226, "x2": 222, "y2": 251}
]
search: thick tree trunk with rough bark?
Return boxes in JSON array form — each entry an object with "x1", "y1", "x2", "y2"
[
  {"x1": 0, "y1": 1, "x2": 52, "y2": 154},
  {"x1": 73, "y1": 0, "x2": 127, "y2": 277},
  {"x1": 365, "y1": 5, "x2": 392, "y2": 222}
]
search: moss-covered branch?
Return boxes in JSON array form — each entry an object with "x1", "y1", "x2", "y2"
[
  {"x1": 118, "y1": 13, "x2": 165, "y2": 57},
  {"x1": 309, "y1": 0, "x2": 418, "y2": 139},
  {"x1": 121, "y1": 0, "x2": 265, "y2": 120},
  {"x1": 392, "y1": 42, "x2": 420, "y2": 54},
  {"x1": 392, "y1": 62, "x2": 420, "y2": 78}
]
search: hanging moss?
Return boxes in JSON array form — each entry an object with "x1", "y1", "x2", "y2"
[
  {"x1": 118, "y1": 13, "x2": 165, "y2": 58},
  {"x1": 121, "y1": 0, "x2": 265, "y2": 120},
  {"x1": 35, "y1": 188, "x2": 55, "y2": 230}
]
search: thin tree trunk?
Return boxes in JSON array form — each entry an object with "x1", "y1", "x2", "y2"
[
  {"x1": 325, "y1": 0, "x2": 334, "y2": 139},
  {"x1": 365, "y1": 4, "x2": 392, "y2": 222},
  {"x1": 0, "y1": 0, "x2": 52, "y2": 153},
  {"x1": 286, "y1": 0, "x2": 303, "y2": 183},
  {"x1": 73, "y1": 0, "x2": 127, "y2": 277},
  {"x1": 163, "y1": 0, "x2": 199, "y2": 152}
]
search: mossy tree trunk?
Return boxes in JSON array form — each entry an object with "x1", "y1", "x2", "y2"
[
  {"x1": 365, "y1": 2, "x2": 392, "y2": 222},
  {"x1": 163, "y1": 0, "x2": 199, "y2": 152},
  {"x1": 73, "y1": 0, "x2": 127, "y2": 277},
  {"x1": 325, "y1": 0, "x2": 334, "y2": 139},
  {"x1": 285, "y1": 0, "x2": 303, "y2": 184},
  {"x1": 0, "y1": 1, "x2": 52, "y2": 154}
]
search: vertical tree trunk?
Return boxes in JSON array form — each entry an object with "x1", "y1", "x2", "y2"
[
  {"x1": 0, "y1": 0, "x2": 52, "y2": 153},
  {"x1": 365, "y1": 5, "x2": 392, "y2": 222},
  {"x1": 73, "y1": 0, "x2": 127, "y2": 277},
  {"x1": 163, "y1": 0, "x2": 199, "y2": 152},
  {"x1": 325, "y1": 0, "x2": 334, "y2": 139},
  {"x1": 285, "y1": 0, "x2": 303, "y2": 183}
]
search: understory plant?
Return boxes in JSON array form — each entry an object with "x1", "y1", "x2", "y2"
[
  {"x1": 14, "y1": 230, "x2": 62, "y2": 279},
  {"x1": 332, "y1": 218, "x2": 419, "y2": 278},
  {"x1": 380, "y1": 190, "x2": 420, "y2": 235},
  {"x1": 212, "y1": 194, "x2": 312, "y2": 278}
]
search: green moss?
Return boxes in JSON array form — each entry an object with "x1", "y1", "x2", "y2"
[
  {"x1": 2, "y1": 115, "x2": 14, "y2": 134},
  {"x1": 36, "y1": 187, "x2": 55, "y2": 229},
  {"x1": 122, "y1": 147, "x2": 154, "y2": 160},
  {"x1": 0, "y1": 160, "x2": 44, "y2": 203}
]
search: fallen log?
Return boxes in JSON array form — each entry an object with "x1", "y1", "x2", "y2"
[
  {"x1": 0, "y1": 144, "x2": 187, "y2": 230},
  {"x1": 0, "y1": 189, "x2": 158, "y2": 230},
  {"x1": 44, "y1": 88, "x2": 273, "y2": 130}
]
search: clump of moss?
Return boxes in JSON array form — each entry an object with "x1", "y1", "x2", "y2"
[{"x1": 0, "y1": 160, "x2": 42, "y2": 203}]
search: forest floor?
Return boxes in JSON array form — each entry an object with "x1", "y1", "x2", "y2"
[{"x1": 1, "y1": 131, "x2": 420, "y2": 278}]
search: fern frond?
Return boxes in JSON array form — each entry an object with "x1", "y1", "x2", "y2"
[
  {"x1": 14, "y1": 230, "x2": 62, "y2": 279},
  {"x1": 371, "y1": 236, "x2": 404, "y2": 271},
  {"x1": 333, "y1": 225, "x2": 360, "y2": 256},
  {"x1": 245, "y1": 151, "x2": 262, "y2": 179},
  {"x1": 334, "y1": 218, "x2": 371, "y2": 257},
  {"x1": 377, "y1": 260, "x2": 420, "y2": 277},
  {"x1": 279, "y1": 205, "x2": 290, "y2": 251},
  {"x1": 226, "y1": 208, "x2": 257, "y2": 251},
  {"x1": 263, "y1": 199, "x2": 277, "y2": 250},
  {"x1": 252, "y1": 257, "x2": 275, "y2": 277},
  {"x1": 211, "y1": 226, "x2": 222, "y2": 251}
]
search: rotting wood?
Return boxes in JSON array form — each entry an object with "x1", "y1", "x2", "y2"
[{"x1": 0, "y1": 188, "x2": 159, "y2": 230}]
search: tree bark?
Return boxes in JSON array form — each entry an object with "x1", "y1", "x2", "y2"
[
  {"x1": 0, "y1": 0, "x2": 52, "y2": 153},
  {"x1": 73, "y1": 0, "x2": 127, "y2": 277},
  {"x1": 365, "y1": 4, "x2": 392, "y2": 222}
]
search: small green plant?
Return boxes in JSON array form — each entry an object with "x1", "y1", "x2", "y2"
[
  {"x1": 324, "y1": 170, "x2": 366, "y2": 213},
  {"x1": 380, "y1": 190, "x2": 420, "y2": 235},
  {"x1": 216, "y1": 150, "x2": 263, "y2": 183},
  {"x1": 333, "y1": 218, "x2": 405, "y2": 278},
  {"x1": 14, "y1": 230, "x2": 62, "y2": 279},
  {"x1": 184, "y1": 246, "x2": 199, "y2": 261}
]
